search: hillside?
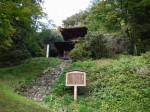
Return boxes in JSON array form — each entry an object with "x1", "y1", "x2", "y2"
[
  {"x1": 0, "y1": 0, "x2": 149, "y2": 112},
  {"x1": 0, "y1": 57, "x2": 61, "y2": 112},
  {"x1": 44, "y1": 52, "x2": 150, "y2": 112},
  {"x1": 0, "y1": 53, "x2": 149, "y2": 112}
]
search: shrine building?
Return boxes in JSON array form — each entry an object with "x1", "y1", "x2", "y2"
[{"x1": 54, "y1": 26, "x2": 87, "y2": 59}]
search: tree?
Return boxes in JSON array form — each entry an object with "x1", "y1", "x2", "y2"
[
  {"x1": 86, "y1": 0, "x2": 150, "y2": 54},
  {"x1": 37, "y1": 29, "x2": 63, "y2": 57},
  {"x1": 0, "y1": 0, "x2": 45, "y2": 65},
  {"x1": 62, "y1": 10, "x2": 89, "y2": 27},
  {"x1": 0, "y1": 0, "x2": 45, "y2": 47},
  {"x1": 85, "y1": 32, "x2": 109, "y2": 58}
]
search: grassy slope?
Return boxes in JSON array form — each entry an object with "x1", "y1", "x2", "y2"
[
  {"x1": 44, "y1": 53, "x2": 150, "y2": 112},
  {"x1": 0, "y1": 57, "x2": 61, "y2": 112}
]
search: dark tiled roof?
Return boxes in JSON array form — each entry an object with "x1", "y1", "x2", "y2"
[{"x1": 60, "y1": 27, "x2": 87, "y2": 41}]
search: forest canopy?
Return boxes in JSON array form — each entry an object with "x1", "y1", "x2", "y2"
[
  {"x1": 0, "y1": 0, "x2": 63, "y2": 66},
  {"x1": 63, "y1": 0, "x2": 150, "y2": 59}
]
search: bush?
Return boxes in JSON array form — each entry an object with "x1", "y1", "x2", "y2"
[
  {"x1": 70, "y1": 32, "x2": 129, "y2": 60},
  {"x1": 85, "y1": 32, "x2": 110, "y2": 58},
  {"x1": 141, "y1": 51, "x2": 150, "y2": 65},
  {"x1": 69, "y1": 38, "x2": 91, "y2": 60},
  {"x1": 70, "y1": 32, "x2": 111, "y2": 60},
  {"x1": 142, "y1": 51, "x2": 150, "y2": 60},
  {"x1": 106, "y1": 34, "x2": 128, "y2": 54},
  {"x1": 0, "y1": 49, "x2": 31, "y2": 67}
]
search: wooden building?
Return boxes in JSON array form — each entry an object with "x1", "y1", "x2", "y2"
[{"x1": 54, "y1": 27, "x2": 87, "y2": 59}]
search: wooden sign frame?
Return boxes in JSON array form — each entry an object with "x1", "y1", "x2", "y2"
[{"x1": 66, "y1": 71, "x2": 86, "y2": 86}]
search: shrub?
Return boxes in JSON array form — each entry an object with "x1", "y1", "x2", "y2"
[
  {"x1": 142, "y1": 51, "x2": 150, "y2": 64},
  {"x1": 142, "y1": 51, "x2": 150, "y2": 60},
  {"x1": 70, "y1": 32, "x2": 111, "y2": 60},
  {"x1": 85, "y1": 32, "x2": 110, "y2": 58},
  {"x1": 0, "y1": 49, "x2": 31, "y2": 67},
  {"x1": 70, "y1": 32, "x2": 129, "y2": 60},
  {"x1": 69, "y1": 38, "x2": 91, "y2": 60},
  {"x1": 107, "y1": 34, "x2": 128, "y2": 54}
]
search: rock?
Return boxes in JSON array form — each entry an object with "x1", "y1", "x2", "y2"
[{"x1": 18, "y1": 60, "x2": 71, "y2": 102}]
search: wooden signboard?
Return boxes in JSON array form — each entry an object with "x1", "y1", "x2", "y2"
[
  {"x1": 66, "y1": 71, "x2": 86, "y2": 86},
  {"x1": 66, "y1": 71, "x2": 86, "y2": 101}
]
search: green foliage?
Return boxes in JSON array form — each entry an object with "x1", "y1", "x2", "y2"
[
  {"x1": 45, "y1": 53, "x2": 150, "y2": 112},
  {"x1": 141, "y1": 51, "x2": 150, "y2": 67},
  {"x1": 0, "y1": 0, "x2": 46, "y2": 64},
  {"x1": 69, "y1": 38, "x2": 91, "y2": 60},
  {"x1": 85, "y1": 32, "x2": 110, "y2": 58},
  {"x1": 43, "y1": 94, "x2": 63, "y2": 111},
  {"x1": 52, "y1": 60, "x2": 94, "y2": 96},
  {"x1": 0, "y1": 49, "x2": 31, "y2": 67},
  {"x1": 37, "y1": 29, "x2": 63, "y2": 57},
  {"x1": 0, "y1": 2, "x2": 15, "y2": 49},
  {"x1": 62, "y1": 10, "x2": 89, "y2": 27},
  {"x1": 63, "y1": 0, "x2": 150, "y2": 54},
  {"x1": 142, "y1": 51, "x2": 150, "y2": 60},
  {"x1": 70, "y1": 32, "x2": 128, "y2": 60},
  {"x1": 0, "y1": 57, "x2": 61, "y2": 112},
  {"x1": 0, "y1": 57, "x2": 61, "y2": 88},
  {"x1": 0, "y1": 87, "x2": 50, "y2": 112}
]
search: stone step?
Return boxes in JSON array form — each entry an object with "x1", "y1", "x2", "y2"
[
  {"x1": 18, "y1": 60, "x2": 71, "y2": 102},
  {"x1": 34, "y1": 81, "x2": 52, "y2": 86}
]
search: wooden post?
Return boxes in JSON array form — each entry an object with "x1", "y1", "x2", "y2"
[
  {"x1": 74, "y1": 86, "x2": 77, "y2": 101},
  {"x1": 46, "y1": 44, "x2": 49, "y2": 58}
]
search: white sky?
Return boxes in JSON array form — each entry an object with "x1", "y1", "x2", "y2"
[{"x1": 42, "y1": 0, "x2": 91, "y2": 26}]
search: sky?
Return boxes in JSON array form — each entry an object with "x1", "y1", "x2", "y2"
[{"x1": 42, "y1": 0, "x2": 91, "y2": 26}]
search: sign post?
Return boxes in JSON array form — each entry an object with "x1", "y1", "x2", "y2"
[
  {"x1": 74, "y1": 86, "x2": 77, "y2": 100},
  {"x1": 66, "y1": 71, "x2": 86, "y2": 101}
]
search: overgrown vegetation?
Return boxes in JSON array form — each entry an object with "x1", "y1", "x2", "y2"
[
  {"x1": 70, "y1": 32, "x2": 128, "y2": 60},
  {"x1": 0, "y1": 57, "x2": 61, "y2": 112},
  {"x1": 44, "y1": 52, "x2": 150, "y2": 112}
]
